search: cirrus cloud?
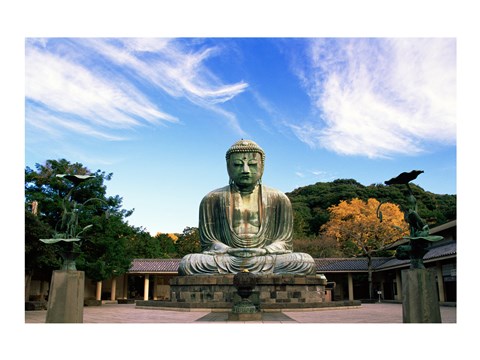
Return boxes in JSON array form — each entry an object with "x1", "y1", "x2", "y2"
[
  {"x1": 25, "y1": 38, "x2": 248, "y2": 140},
  {"x1": 290, "y1": 38, "x2": 456, "y2": 158}
]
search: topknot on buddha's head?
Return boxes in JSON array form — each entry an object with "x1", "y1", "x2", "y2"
[{"x1": 225, "y1": 139, "x2": 266, "y2": 162}]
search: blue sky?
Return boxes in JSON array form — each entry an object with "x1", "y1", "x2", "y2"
[{"x1": 25, "y1": 37, "x2": 457, "y2": 234}]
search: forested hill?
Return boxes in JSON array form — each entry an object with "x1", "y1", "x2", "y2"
[{"x1": 285, "y1": 179, "x2": 456, "y2": 237}]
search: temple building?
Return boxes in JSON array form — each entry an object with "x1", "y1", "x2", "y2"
[{"x1": 26, "y1": 220, "x2": 456, "y2": 306}]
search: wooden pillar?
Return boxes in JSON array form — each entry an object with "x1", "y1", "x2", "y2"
[
  {"x1": 143, "y1": 274, "x2": 150, "y2": 301},
  {"x1": 347, "y1": 273, "x2": 354, "y2": 301},
  {"x1": 436, "y1": 262, "x2": 445, "y2": 303},
  {"x1": 153, "y1": 275, "x2": 158, "y2": 300},
  {"x1": 96, "y1": 281, "x2": 102, "y2": 301},
  {"x1": 110, "y1": 277, "x2": 117, "y2": 301},
  {"x1": 380, "y1": 279, "x2": 385, "y2": 300},
  {"x1": 39, "y1": 280, "x2": 47, "y2": 301},
  {"x1": 122, "y1": 275, "x2": 128, "y2": 299},
  {"x1": 395, "y1": 270, "x2": 402, "y2": 301},
  {"x1": 25, "y1": 273, "x2": 32, "y2": 302}
]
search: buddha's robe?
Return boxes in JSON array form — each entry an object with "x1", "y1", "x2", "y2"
[{"x1": 178, "y1": 185, "x2": 315, "y2": 275}]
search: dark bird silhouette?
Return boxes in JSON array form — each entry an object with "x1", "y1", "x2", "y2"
[
  {"x1": 385, "y1": 170, "x2": 424, "y2": 185},
  {"x1": 56, "y1": 174, "x2": 95, "y2": 186}
]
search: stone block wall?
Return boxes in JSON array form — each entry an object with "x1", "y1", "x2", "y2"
[{"x1": 168, "y1": 274, "x2": 328, "y2": 309}]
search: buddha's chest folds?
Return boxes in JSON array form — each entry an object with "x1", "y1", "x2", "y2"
[{"x1": 231, "y1": 191, "x2": 260, "y2": 237}]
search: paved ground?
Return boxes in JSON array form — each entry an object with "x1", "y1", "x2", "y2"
[{"x1": 24, "y1": 302, "x2": 456, "y2": 323}]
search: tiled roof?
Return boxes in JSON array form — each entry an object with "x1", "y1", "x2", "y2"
[
  {"x1": 425, "y1": 242, "x2": 456, "y2": 259},
  {"x1": 129, "y1": 242, "x2": 456, "y2": 274},
  {"x1": 129, "y1": 257, "x2": 393, "y2": 273},
  {"x1": 430, "y1": 220, "x2": 456, "y2": 234},
  {"x1": 314, "y1": 258, "x2": 391, "y2": 272},
  {"x1": 376, "y1": 242, "x2": 457, "y2": 270},
  {"x1": 129, "y1": 259, "x2": 180, "y2": 273}
]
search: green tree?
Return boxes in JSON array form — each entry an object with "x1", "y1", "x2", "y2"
[
  {"x1": 293, "y1": 235, "x2": 341, "y2": 258},
  {"x1": 76, "y1": 214, "x2": 135, "y2": 282},
  {"x1": 291, "y1": 202, "x2": 312, "y2": 237},
  {"x1": 287, "y1": 179, "x2": 456, "y2": 238},
  {"x1": 25, "y1": 159, "x2": 136, "y2": 283},
  {"x1": 175, "y1": 227, "x2": 201, "y2": 257},
  {"x1": 24, "y1": 210, "x2": 58, "y2": 301},
  {"x1": 157, "y1": 233, "x2": 178, "y2": 257},
  {"x1": 127, "y1": 231, "x2": 179, "y2": 259}
]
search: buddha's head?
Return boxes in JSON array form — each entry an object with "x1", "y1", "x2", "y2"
[{"x1": 226, "y1": 140, "x2": 265, "y2": 190}]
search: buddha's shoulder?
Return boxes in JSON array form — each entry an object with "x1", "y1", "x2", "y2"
[
  {"x1": 262, "y1": 185, "x2": 288, "y2": 198},
  {"x1": 202, "y1": 186, "x2": 230, "y2": 200},
  {"x1": 201, "y1": 185, "x2": 289, "y2": 200}
]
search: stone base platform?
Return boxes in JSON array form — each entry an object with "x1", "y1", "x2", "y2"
[
  {"x1": 402, "y1": 269, "x2": 442, "y2": 323},
  {"x1": 227, "y1": 312, "x2": 263, "y2": 321},
  {"x1": 46, "y1": 270, "x2": 84, "y2": 323},
  {"x1": 135, "y1": 274, "x2": 357, "y2": 311}
]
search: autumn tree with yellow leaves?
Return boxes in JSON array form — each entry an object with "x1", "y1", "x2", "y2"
[{"x1": 320, "y1": 198, "x2": 409, "y2": 298}]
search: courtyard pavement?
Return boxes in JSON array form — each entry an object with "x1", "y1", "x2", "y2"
[{"x1": 24, "y1": 302, "x2": 457, "y2": 323}]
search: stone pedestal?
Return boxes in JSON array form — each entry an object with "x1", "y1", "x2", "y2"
[
  {"x1": 46, "y1": 270, "x2": 84, "y2": 323},
  {"x1": 228, "y1": 312, "x2": 263, "y2": 321},
  {"x1": 161, "y1": 274, "x2": 328, "y2": 310},
  {"x1": 401, "y1": 269, "x2": 441, "y2": 323}
]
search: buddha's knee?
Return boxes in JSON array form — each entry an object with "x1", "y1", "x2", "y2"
[{"x1": 178, "y1": 253, "x2": 218, "y2": 275}]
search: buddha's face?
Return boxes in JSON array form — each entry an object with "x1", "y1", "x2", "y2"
[{"x1": 227, "y1": 152, "x2": 264, "y2": 189}]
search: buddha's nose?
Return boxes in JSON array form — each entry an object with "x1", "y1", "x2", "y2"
[{"x1": 242, "y1": 163, "x2": 250, "y2": 173}]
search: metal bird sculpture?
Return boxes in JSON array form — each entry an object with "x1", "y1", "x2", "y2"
[
  {"x1": 384, "y1": 170, "x2": 442, "y2": 268},
  {"x1": 384, "y1": 170, "x2": 424, "y2": 186},
  {"x1": 56, "y1": 174, "x2": 96, "y2": 186}
]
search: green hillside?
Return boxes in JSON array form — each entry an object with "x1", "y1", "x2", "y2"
[{"x1": 286, "y1": 179, "x2": 456, "y2": 238}]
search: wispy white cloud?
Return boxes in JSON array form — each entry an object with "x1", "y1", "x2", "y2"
[
  {"x1": 26, "y1": 103, "x2": 127, "y2": 141},
  {"x1": 25, "y1": 38, "x2": 248, "y2": 140},
  {"x1": 295, "y1": 169, "x2": 335, "y2": 181},
  {"x1": 84, "y1": 38, "x2": 248, "y2": 105},
  {"x1": 289, "y1": 38, "x2": 456, "y2": 158},
  {"x1": 311, "y1": 170, "x2": 328, "y2": 177},
  {"x1": 308, "y1": 169, "x2": 336, "y2": 182},
  {"x1": 250, "y1": 89, "x2": 296, "y2": 137}
]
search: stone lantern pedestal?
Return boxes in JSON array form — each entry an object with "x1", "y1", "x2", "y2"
[
  {"x1": 45, "y1": 270, "x2": 84, "y2": 323},
  {"x1": 401, "y1": 269, "x2": 441, "y2": 323},
  {"x1": 228, "y1": 270, "x2": 262, "y2": 321}
]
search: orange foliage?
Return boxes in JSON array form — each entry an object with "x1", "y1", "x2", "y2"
[
  {"x1": 320, "y1": 198, "x2": 408, "y2": 257},
  {"x1": 167, "y1": 233, "x2": 179, "y2": 242},
  {"x1": 154, "y1": 232, "x2": 179, "y2": 242}
]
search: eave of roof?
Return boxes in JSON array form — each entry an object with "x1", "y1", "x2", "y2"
[
  {"x1": 314, "y1": 258, "x2": 391, "y2": 272},
  {"x1": 128, "y1": 242, "x2": 456, "y2": 274},
  {"x1": 375, "y1": 242, "x2": 456, "y2": 271},
  {"x1": 430, "y1": 220, "x2": 456, "y2": 234},
  {"x1": 129, "y1": 259, "x2": 180, "y2": 273},
  {"x1": 385, "y1": 220, "x2": 456, "y2": 250}
]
